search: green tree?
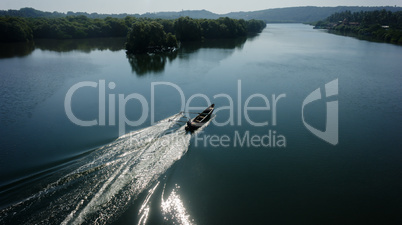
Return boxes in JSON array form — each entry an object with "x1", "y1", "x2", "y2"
[
  {"x1": 0, "y1": 17, "x2": 33, "y2": 42},
  {"x1": 105, "y1": 17, "x2": 128, "y2": 37},
  {"x1": 247, "y1": 19, "x2": 266, "y2": 33},
  {"x1": 126, "y1": 21, "x2": 177, "y2": 54},
  {"x1": 174, "y1": 17, "x2": 202, "y2": 41}
]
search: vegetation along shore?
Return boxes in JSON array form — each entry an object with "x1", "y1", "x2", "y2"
[
  {"x1": 313, "y1": 10, "x2": 402, "y2": 45},
  {"x1": 0, "y1": 11, "x2": 266, "y2": 54}
]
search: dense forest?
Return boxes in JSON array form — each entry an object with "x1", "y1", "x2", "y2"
[
  {"x1": 0, "y1": 17, "x2": 33, "y2": 42},
  {"x1": 314, "y1": 10, "x2": 402, "y2": 44},
  {"x1": 126, "y1": 17, "x2": 266, "y2": 53},
  {"x1": 0, "y1": 14, "x2": 266, "y2": 53},
  {"x1": 0, "y1": 16, "x2": 131, "y2": 42}
]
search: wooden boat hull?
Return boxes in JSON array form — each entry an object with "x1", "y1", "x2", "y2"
[{"x1": 185, "y1": 104, "x2": 214, "y2": 132}]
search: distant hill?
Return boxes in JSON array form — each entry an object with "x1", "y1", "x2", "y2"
[
  {"x1": 1, "y1": 6, "x2": 402, "y2": 22},
  {"x1": 223, "y1": 6, "x2": 402, "y2": 22},
  {"x1": 142, "y1": 10, "x2": 219, "y2": 19}
]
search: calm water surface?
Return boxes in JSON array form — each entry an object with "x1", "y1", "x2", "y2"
[{"x1": 0, "y1": 24, "x2": 401, "y2": 224}]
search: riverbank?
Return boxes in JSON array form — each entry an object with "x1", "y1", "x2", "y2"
[{"x1": 313, "y1": 10, "x2": 402, "y2": 45}]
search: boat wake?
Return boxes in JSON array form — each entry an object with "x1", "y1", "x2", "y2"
[{"x1": 0, "y1": 113, "x2": 197, "y2": 225}]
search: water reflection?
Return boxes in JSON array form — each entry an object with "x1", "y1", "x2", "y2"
[
  {"x1": 0, "y1": 38, "x2": 126, "y2": 58},
  {"x1": 180, "y1": 36, "x2": 247, "y2": 54},
  {"x1": 161, "y1": 184, "x2": 193, "y2": 225},
  {"x1": 245, "y1": 32, "x2": 262, "y2": 42},
  {"x1": 0, "y1": 42, "x2": 35, "y2": 58},
  {"x1": 0, "y1": 36, "x2": 250, "y2": 59},
  {"x1": 127, "y1": 51, "x2": 178, "y2": 76},
  {"x1": 34, "y1": 37, "x2": 126, "y2": 53},
  {"x1": 0, "y1": 38, "x2": 126, "y2": 127},
  {"x1": 0, "y1": 37, "x2": 249, "y2": 127},
  {"x1": 127, "y1": 37, "x2": 248, "y2": 75}
]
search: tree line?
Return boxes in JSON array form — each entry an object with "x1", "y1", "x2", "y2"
[
  {"x1": 0, "y1": 16, "x2": 132, "y2": 42},
  {"x1": 314, "y1": 10, "x2": 402, "y2": 44},
  {"x1": 0, "y1": 15, "x2": 266, "y2": 53},
  {"x1": 125, "y1": 17, "x2": 266, "y2": 53}
]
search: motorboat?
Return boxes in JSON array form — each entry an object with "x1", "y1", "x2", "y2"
[{"x1": 185, "y1": 104, "x2": 214, "y2": 132}]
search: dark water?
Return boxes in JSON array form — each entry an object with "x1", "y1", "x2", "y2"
[{"x1": 0, "y1": 24, "x2": 401, "y2": 224}]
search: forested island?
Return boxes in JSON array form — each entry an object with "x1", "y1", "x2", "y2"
[
  {"x1": 0, "y1": 14, "x2": 266, "y2": 53},
  {"x1": 126, "y1": 17, "x2": 266, "y2": 53},
  {"x1": 314, "y1": 10, "x2": 402, "y2": 44}
]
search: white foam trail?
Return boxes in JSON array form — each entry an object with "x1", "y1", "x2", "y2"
[
  {"x1": 0, "y1": 112, "x2": 196, "y2": 225},
  {"x1": 137, "y1": 181, "x2": 160, "y2": 225},
  {"x1": 61, "y1": 113, "x2": 190, "y2": 224}
]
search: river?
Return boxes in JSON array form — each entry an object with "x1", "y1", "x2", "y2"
[{"x1": 0, "y1": 24, "x2": 401, "y2": 224}]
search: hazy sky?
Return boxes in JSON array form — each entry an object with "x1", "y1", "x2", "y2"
[{"x1": 1, "y1": 0, "x2": 401, "y2": 14}]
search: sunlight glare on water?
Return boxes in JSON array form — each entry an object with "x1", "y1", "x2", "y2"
[
  {"x1": 161, "y1": 184, "x2": 194, "y2": 225},
  {"x1": 0, "y1": 113, "x2": 193, "y2": 225}
]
